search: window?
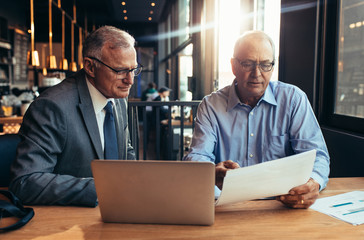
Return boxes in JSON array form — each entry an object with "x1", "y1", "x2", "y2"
[
  {"x1": 217, "y1": 0, "x2": 281, "y2": 89},
  {"x1": 178, "y1": 43, "x2": 193, "y2": 101},
  {"x1": 178, "y1": 0, "x2": 191, "y2": 45},
  {"x1": 157, "y1": 0, "x2": 192, "y2": 100},
  {"x1": 321, "y1": 0, "x2": 364, "y2": 134},
  {"x1": 334, "y1": 1, "x2": 364, "y2": 118}
]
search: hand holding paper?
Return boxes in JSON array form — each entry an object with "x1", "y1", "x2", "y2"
[
  {"x1": 215, "y1": 160, "x2": 240, "y2": 190},
  {"x1": 277, "y1": 178, "x2": 320, "y2": 209},
  {"x1": 215, "y1": 150, "x2": 316, "y2": 206}
]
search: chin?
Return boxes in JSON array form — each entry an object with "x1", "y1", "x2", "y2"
[
  {"x1": 116, "y1": 91, "x2": 130, "y2": 99},
  {"x1": 247, "y1": 87, "x2": 263, "y2": 93}
]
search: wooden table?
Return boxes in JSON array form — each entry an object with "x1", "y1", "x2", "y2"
[{"x1": 2, "y1": 178, "x2": 364, "y2": 239}]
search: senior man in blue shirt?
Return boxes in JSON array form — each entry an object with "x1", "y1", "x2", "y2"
[{"x1": 184, "y1": 30, "x2": 330, "y2": 209}]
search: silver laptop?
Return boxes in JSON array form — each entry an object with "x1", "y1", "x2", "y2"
[{"x1": 91, "y1": 160, "x2": 215, "y2": 225}]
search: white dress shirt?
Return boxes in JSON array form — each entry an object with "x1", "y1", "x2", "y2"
[{"x1": 86, "y1": 77, "x2": 114, "y2": 151}]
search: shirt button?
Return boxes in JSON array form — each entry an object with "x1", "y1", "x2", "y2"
[
  {"x1": 249, "y1": 154, "x2": 253, "y2": 158},
  {"x1": 250, "y1": 133, "x2": 254, "y2": 137}
]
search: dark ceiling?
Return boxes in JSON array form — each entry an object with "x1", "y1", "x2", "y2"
[
  {"x1": 109, "y1": 0, "x2": 168, "y2": 23},
  {"x1": 31, "y1": 0, "x2": 169, "y2": 45}
]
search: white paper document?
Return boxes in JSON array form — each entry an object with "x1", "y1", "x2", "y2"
[
  {"x1": 310, "y1": 191, "x2": 364, "y2": 225},
  {"x1": 215, "y1": 150, "x2": 316, "y2": 206}
]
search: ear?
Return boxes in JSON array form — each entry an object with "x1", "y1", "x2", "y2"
[{"x1": 83, "y1": 57, "x2": 96, "y2": 78}]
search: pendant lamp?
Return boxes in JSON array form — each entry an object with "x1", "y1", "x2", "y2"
[
  {"x1": 47, "y1": 0, "x2": 57, "y2": 69},
  {"x1": 28, "y1": 0, "x2": 40, "y2": 66},
  {"x1": 59, "y1": 9, "x2": 68, "y2": 70},
  {"x1": 70, "y1": 1, "x2": 77, "y2": 72},
  {"x1": 78, "y1": 27, "x2": 83, "y2": 69}
]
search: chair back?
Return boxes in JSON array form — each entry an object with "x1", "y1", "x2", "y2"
[
  {"x1": 0, "y1": 134, "x2": 20, "y2": 187},
  {"x1": 128, "y1": 100, "x2": 200, "y2": 160}
]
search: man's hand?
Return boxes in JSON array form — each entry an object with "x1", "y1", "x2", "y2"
[
  {"x1": 276, "y1": 178, "x2": 320, "y2": 209},
  {"x1": 215, "y1": 160, "x2": 240, "y2": 190}
]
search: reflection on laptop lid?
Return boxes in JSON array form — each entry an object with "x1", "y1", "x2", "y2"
[{"x1": 91, "y1": 160, "x2": 215, "y2": 226}]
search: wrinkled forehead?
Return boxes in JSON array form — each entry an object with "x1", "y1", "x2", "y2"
[
  {"x1": 102, "y1": 41, "x2": 135, "y2": 54},
  {"x1": 101, "y1": 43, "x2": 136, "y2": 60},
  {"x1": 234, "y1": 37, "x2": 274, "y2": 61}
]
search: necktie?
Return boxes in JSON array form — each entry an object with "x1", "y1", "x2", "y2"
[{"x1": 104, "y1": 101, "x2": 118, "y2": 159}]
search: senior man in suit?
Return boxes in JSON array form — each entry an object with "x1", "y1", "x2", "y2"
[{"x1": 9, "y1": 26, "x2": 140, "y2": 207}]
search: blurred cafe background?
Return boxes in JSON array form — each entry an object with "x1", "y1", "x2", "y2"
[{"x1": 1, "y1": 0, "x2": 364, "y2": 178}]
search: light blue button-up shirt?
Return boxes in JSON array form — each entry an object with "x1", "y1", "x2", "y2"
[{"x1": 184, "y1": 80, "x2": 330, "y2": 194}]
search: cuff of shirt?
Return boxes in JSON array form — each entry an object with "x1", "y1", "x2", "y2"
[
  {"x1": 310, "y1": 172, "x2": 328, "y2": 191},
  {"x1": 214, "y1": 185, "x2": 221, "y2": 199}
]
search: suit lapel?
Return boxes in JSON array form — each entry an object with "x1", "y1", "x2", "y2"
[
  {"x1": 76, "y1": 71, "x2": 104, "y2": 159},
  {"x1": 114, "y1": 99, "x2": 126, "y2": 159}
]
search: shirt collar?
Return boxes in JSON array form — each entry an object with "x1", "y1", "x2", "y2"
[
  {"x1": 86, "y1": 76, "x2": 114, "y2": 113},
  {"x1": 260, "y1": 82, "x2": 277, "y2": 106},
  {"x1": 227, "y1": 80, "x2": 277, "y2": 111},
  {"x1": 227, "y1": 80, "x2": 241, "y2": 111}
]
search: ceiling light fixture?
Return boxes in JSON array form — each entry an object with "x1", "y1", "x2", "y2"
[
  {"x1": 151, "y1": 2, "x2": 155, "y2": 7},
  {"x1": 78, "y1": 27, "x2": 83, "y2": 69},
  {"x1": 48, "y1": 0, "x2": 57, "y2": 69},
  {"x1": 123, "y1": 10, "x2": 127, "y2": 13},
  {"x1": 148, "y1": 17, "x2": 152, "y2": 21},
  {"x1": 124, "y1": 16, "x2": 128, "y2": 20},
  {"x1": 150, "y1": 10, "x2": 154, "y2": 14},
  {"x1": 59, "y1": 9, "x2": 68, "y2": 70},
  {"x1": 28, "y1": 0, "x2": 40, "y2": 67},
  {"x1": 121, "y1": 1, "x2": 126, "y2": 5},
  {"x1": 70, "y1": 1, "x2": 77, "y2": 72}
]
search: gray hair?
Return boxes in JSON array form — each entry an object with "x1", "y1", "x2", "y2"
[
  {"x1": 83, "y1": 25, "x2": 135, "y2": 59},
  {"x1": 233, "y1": 30, "x2": 275, "y2": 60}
]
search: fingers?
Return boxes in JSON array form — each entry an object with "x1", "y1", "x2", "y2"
[
  {"x1": 215, "y1": 162, "x2": 227, "y2": 190},
  {"x1": 222, "y1": 160, "x2": 240, "y2": 170},
  {"x1": 215, "y1": 160, "x2": 239, "y2": 177},
  {"x1": 215, "y1": 162, "x2": 229, "y2": 178},
  {"x1": 277, "y1": 179, "x2": 320, "y2": 209},
  {"x1": 278, "y1": 194, "x2": 316, "y2": 209},
  {"x1": 290, "y1": 178, "x2": 320, "y2": 195},
  {"x1": 215, "y1": 160, "x2": 239, "y2": 190}
]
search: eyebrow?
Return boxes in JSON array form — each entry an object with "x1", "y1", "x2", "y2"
[
  {"x1": 242, "y1": 59, "x2": 273, "y2": 63},
  {"x1": 115, "y1": 65, "x2": 139, "y2": 71}
]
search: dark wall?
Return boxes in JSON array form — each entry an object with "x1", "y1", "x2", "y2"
[
  {"x1": 322, "y1": 128, "x2": 364, "y2": 177},
  {"x1": 0, "y1": 1, "x2": 28, "y2": 35},
  {"x1": 279, "y1": 0, "x2": 364, "y2": 178},
  {"x1": 279, "y1": 0, "x2": 318, "y2": 105}
]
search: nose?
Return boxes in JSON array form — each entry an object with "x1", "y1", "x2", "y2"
[
  {"x1": 250, "y1": 64, "x2": 262, "y2": 77},
  {"x1": 123, "y1": 72, "x2": 134, "y2": 85},
  {"x1": 124, "y1": 76, "x2": 134, "y2": 85}
]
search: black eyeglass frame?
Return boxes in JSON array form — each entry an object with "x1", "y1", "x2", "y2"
[
  {"x1": 233, "y1": 58, "x2": 275, "y2": 72},
  {"x1": 87, "y1": 56, "x2": 143, "y2": 76}
]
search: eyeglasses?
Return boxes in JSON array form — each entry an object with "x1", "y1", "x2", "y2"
[
  {"x1": 87, "y1": 56, "x2": 142, "y2": 76},
  {"x1": 234, "y1": 58, "x2": 274, "y2": 72}
]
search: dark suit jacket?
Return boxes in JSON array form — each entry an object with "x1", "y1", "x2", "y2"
[{"x1": 9, "y1": 70, "x2": 135, "y2": 206}]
